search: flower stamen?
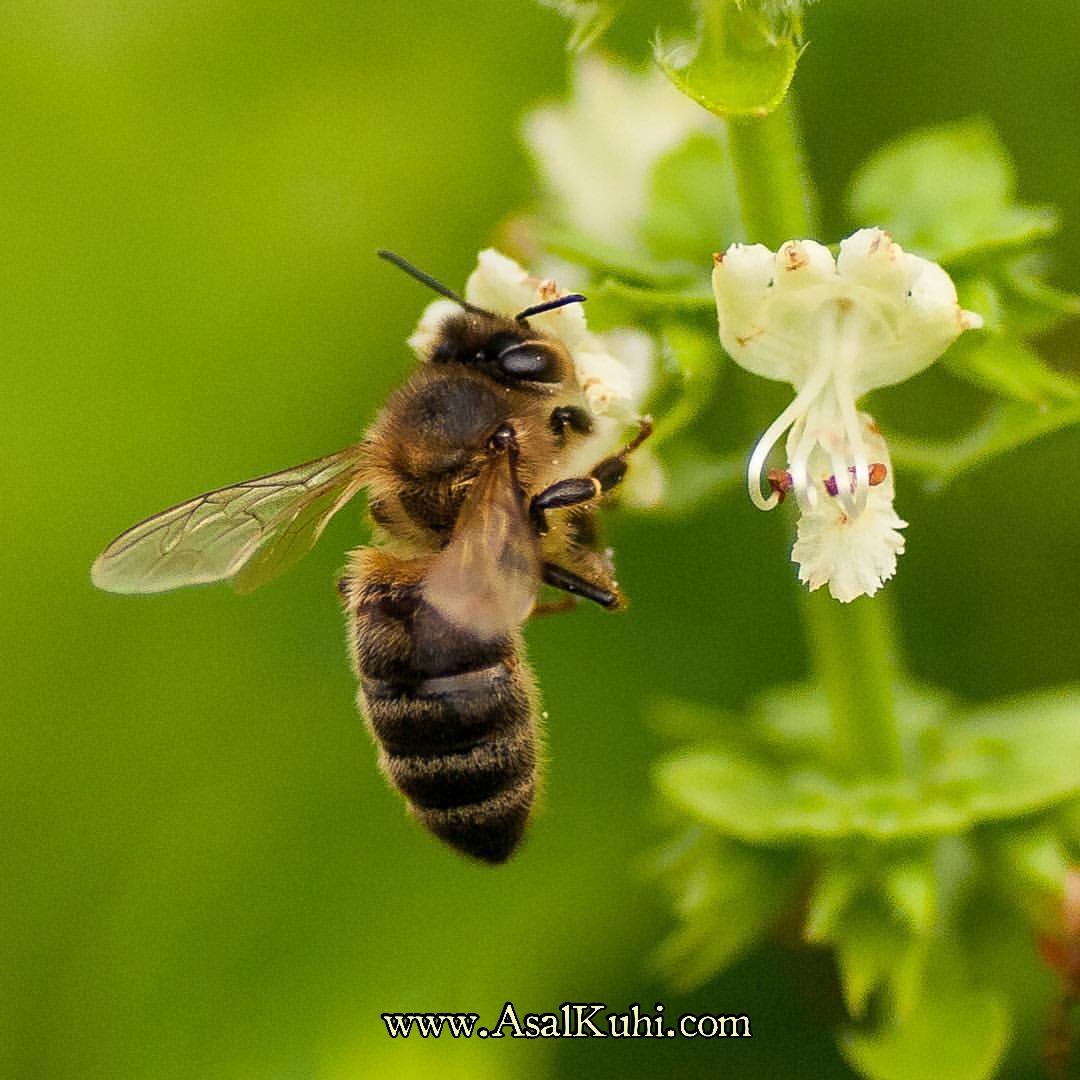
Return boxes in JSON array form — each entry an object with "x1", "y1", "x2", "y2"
[
  {"x1": 823, "y1": 462, "x2": 888, "y2": 497},
  {"x1": 767, "y1": 469, "x2": 794, "y2": 501}
]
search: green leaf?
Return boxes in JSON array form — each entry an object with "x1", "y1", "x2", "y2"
[
  {"x1": 805, "y1": 861, "x2": 864, "y2": 943},
  {"x1": 890, "y1": 397, "x2": 1080, "y2": 486},
  {"x1": 655, "y1": 2, "x2": 799, "y2": 119},
  {"x1": 955, "y1": 266, "x2": 1080, "y2": 340},
  {"x1": 589, "y1": 277, "x2": 716, "y2": 321},
  {"x1": 847, "y1": 119, "x2": 1058, "y2": 262},
  {"x1": 883, "y1": 857, "x2": 938, "y2": 937},
  {"x1": 542, "y1": 226, "x2": 700, "y2": 288},
  {"x1": 809, "y1": 851, "x2": 953, "y2": 1017},
  {"x1": 651, "y1": 322, "x2": 724, "y2": 444},
  {"x1": 941, "y1": 331, "x2": 1080, "y2": 407},
  {"x1": 983, "y1": 828, "x2": 1072, "y2": 906},
  {"x1": 654, "y1": 445, "x2": 745, "y2": 512},
  {"x1": 831, "y1": 891, "x2": 927, "y2": 1018},
  {"x1": 649, "y1": 829, "x2": 802, "y2": 990},
  {"x1": 1003, "y1": 258, "x2": 1080, "y2": 335},
  {"x1": 656, "y1": 686, "x2": 1080, "y2": 843},
  {"x1": 639, "y1": 131, "x2": 740, "y2": 262},
  {"x1": 805, "y1": 853, "x2": 939, "y2": 1019},
  {"x1": 840, "y1": 955, "x2": 1011, "y2": 1080},
  {"x1": 538, "y1": 0, "x2": 620, "y2": 52}
]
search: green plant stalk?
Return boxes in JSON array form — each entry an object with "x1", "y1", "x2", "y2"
[
  {"x1": 802, "y1": 591, "x2": 904, "y2": 776},
  {"x1": 727, "y1": 101, "x2": 812, "y2": 246},
  {"x1": 727, "y1": 103, "x2": 905, "y2": 778}
]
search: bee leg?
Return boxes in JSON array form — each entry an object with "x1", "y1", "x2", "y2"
[
  {"x1": 588, "y1": 415, "x2": 654, "y2": 492},
  {"x1": 541, "y1": 562, "x2": 618, "y2": 609},
  {"x1": 530, "y1": 594, "x2": 577, "y2": 617},
  {"x1": 529, "y1": 416, "x2": 654, "y2": 534},
  {"x1": 548, "y1": 405, "x2": 593, "y2": 438}
]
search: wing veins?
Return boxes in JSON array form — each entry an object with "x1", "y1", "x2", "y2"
[{"x1": 93, "y1": 446, "x2": 366, "y2": 593}]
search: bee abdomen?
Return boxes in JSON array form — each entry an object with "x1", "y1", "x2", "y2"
[
  {"x1": 414, "y1": 773, "x2": 536, "y2": 866},
  {"x1": 346, "y1": 551, "x2": 541, "y2": 863},
  {"x1": 384, "y1": 725, "x2": 534, "y2": 810},
  {"x1": 361, "y1": 658, "x2": 539, "y2": 864},
  {"x1": 383, "y1": 705, "x2": 537, "y2": 864}
]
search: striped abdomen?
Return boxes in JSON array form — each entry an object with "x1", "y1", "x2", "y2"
[{"x1": 342, "y1": 549, "x2": 539, "y2": 864}]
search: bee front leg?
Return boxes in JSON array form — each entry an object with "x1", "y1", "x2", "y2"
[{"x1": 529, "y1": 416, "x2": 653, "y2": 535}]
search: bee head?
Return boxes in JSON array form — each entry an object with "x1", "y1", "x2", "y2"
[{"x1": 378, "y1": 249, "x2": 583, "y2": 386}]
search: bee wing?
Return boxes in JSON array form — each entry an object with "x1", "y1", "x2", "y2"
[
  {"x1": 421, "y1": 452, "x2": 540, "y2": 641},
  {"x1": 91, "y1": 446, "x2": 368, "y2": 595}
]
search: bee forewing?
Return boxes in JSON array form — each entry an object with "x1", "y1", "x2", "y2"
[
  {"x1": 421, "y1": 453, "x2": 540, "y2": 641},
  {"x1": 91, "y1": 447, "x2": 367, "y2": 594}
]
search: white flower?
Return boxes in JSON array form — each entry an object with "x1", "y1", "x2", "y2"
[
  {"x1": 523, "y1": 55, "x2": 714, "y2": 249},
  {"x1": 713, "y1": 228, "x2": 982, "y2": 601}
]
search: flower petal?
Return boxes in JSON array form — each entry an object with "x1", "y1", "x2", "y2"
[
  {"x1": 789, "y1": 414, "x2": 907, "y2": 602},
  {"x1": 714, "y1": 228, "x2": 981, "y2": 395},
  {"x1": 524, "y1": 55, "x2": 712, "y2": 247}
]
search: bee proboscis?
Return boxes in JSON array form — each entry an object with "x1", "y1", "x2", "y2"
[{"x1": 93, "y1": 251, "x2": 651, "y2": 862}]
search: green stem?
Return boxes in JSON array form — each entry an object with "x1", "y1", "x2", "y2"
[
  {"x1": 727, "y1": 101, "x2": 813, "y2": 243},
  {"x1": 802, "y1": 592, "x2": 904, "y2": 776},
  {"x1": 727, "y1": 104, "x2": 905, "y2": 779}
]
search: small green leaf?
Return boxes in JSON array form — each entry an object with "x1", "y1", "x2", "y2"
[
  {"x1": 656, "y1": 686, "x2": 1080, "y2": 842},
  {"x1": 808, "y1": 854, "x2": 940, "y2": 1016},
  {"x1": 538, "y1": 0, "x2": 620, "y2": 52},
  {"x1": 848, "y1": 119, "x2": 1058, "y2": 262},
  {"x1": 640, "y1": 131, "x2": 740, "y2": 262},
  {"x1": 832, "y1": 891, "x2": 925, "y2": 1018},
  {"x1": 957, "y1": 266, "x2": 1080, "y2": 340},
  {"x1": 1004, "y1": 258, "x2": 1080, "y2": 335},
  {"x1": 650, "y1": 831, "x2": 801, "y2": 990},
  {"x1": 983, "y1": 828, "x2": 1072, "y2": 904},
  {"x1": 883, "y1": 860, "x2": 938, "y2": 936},
  {"x1": 890, "y1": 398, "x2": 1080, "y2": 486},
  {"x1": 805, "y1": 861, "x2": 864, "y2": 943},
  {"x1": 883, "y1": 857, "x2": 938, "y2": 937},
  {"x1": 941, "y1": 331, "x2": 1079, "y2": 407},
  {"x1": 542, "y1": 226, "x2": 699, "y2": 288},
  {"x1": 840, "y1": 956, "x2": 1010, "y2": 1080},
  {"x1": 590, "y1": 277, "x2": 716, "y2": 320},
  {"x1": 655, "y1": 2, "x2": 799, "y2": 119},
  {"x1": 651, "y1": 322, "x2": 724, "y2": 445}
]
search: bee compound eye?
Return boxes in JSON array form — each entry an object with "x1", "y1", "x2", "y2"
[{"x1": 496, "y1": 342, "x2": 556, "y2": 381}]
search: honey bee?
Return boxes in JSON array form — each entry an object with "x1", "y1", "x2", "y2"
[{"x1": 92, "y1": 251, "x2": 651, "y2": 863}]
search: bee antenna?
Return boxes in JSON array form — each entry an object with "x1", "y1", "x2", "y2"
[
  {"x1": 515, "y1": 293, "x2": 587, "y2": 322},
  {"x1": 377, "y1": 250, "x2": 485, "y2": 313}
]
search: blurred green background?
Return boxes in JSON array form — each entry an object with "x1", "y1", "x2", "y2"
[{"x1": 5, "y1": 1, "x2": 1078, "y2": 1077}]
